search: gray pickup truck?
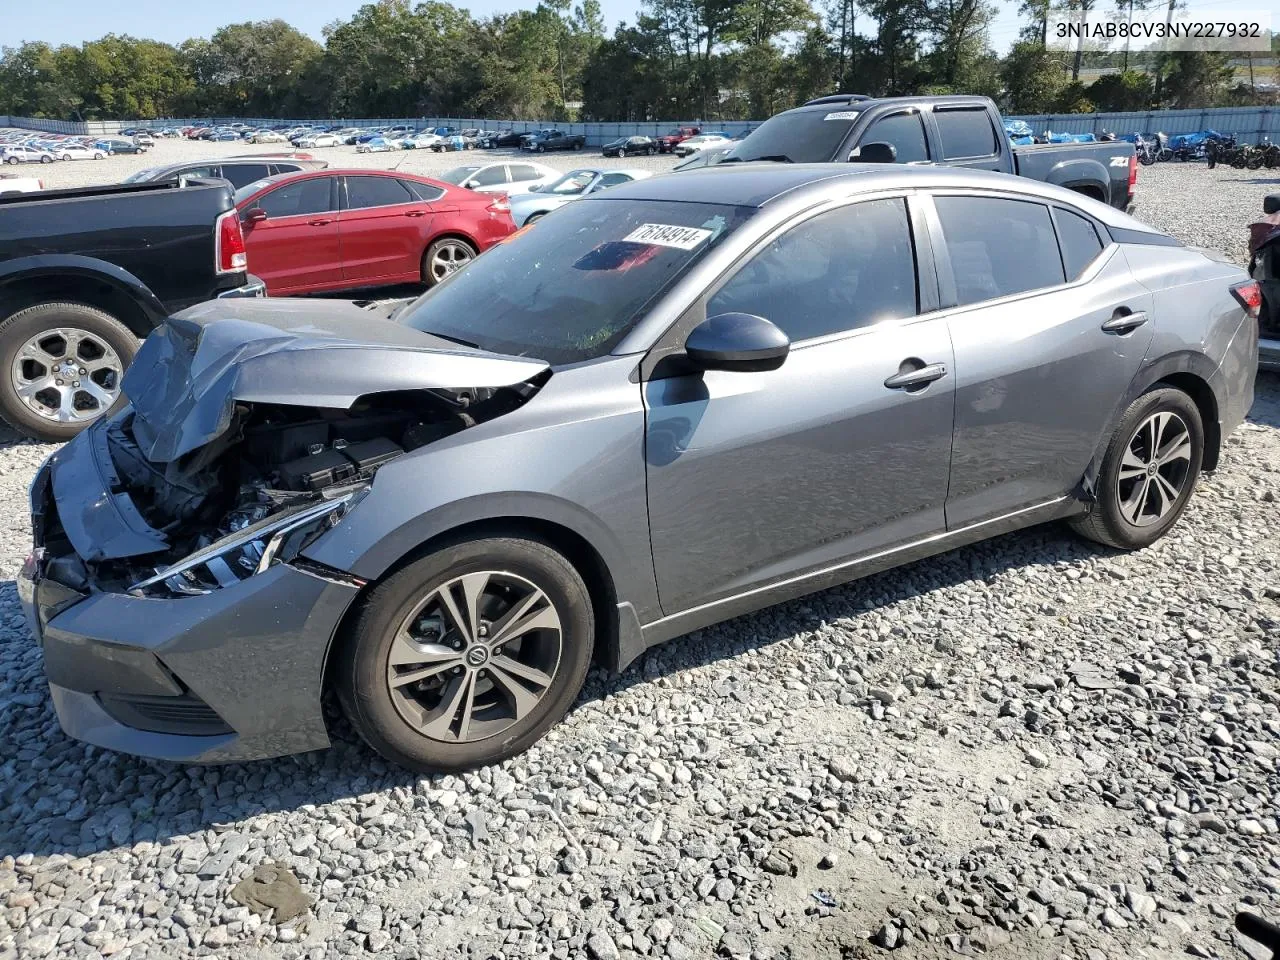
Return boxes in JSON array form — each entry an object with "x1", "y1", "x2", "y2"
[{"x1": 685, "y1": 94, "x2": 1137, "y2": 211}]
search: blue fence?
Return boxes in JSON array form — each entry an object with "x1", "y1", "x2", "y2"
[{"x1": 6, "y1": 106, "x2": 1280, "y2": 146}]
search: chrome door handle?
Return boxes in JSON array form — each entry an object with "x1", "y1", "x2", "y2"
[
  {"x1": 404, "y1": 210, "x2": 427, "y2": 217},
  {"x1": 884, "y1": 362, "x2": 948, "y2": 390},
  {"x1": 308, "y1": 218, "x2": 333, "y2": 226},
  {"x1": 1101, "y1": 310, "x2": 1148, "y2": 334}
]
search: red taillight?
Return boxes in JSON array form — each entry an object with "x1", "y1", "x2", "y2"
[
  {"x1": 1128, "y1": 153, "x2": 1137, "y2": 191},
  {"x1": 1231, "y1": 279, "x2": 1262, "y2": 318},
  {"x1": 487, "y1": 195, "x2": 511, "y2": 214},
  {"x1": 216, "y1": 209, "x2": 247, "y2": 274}
]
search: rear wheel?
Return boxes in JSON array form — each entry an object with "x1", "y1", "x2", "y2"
[
  {"x1": 422, "y1": 237, "x2": 478, "y2": 286},
  {"x1": 40, "y1": 155, "x2": 52, "y2": 164},
  {"x1": 0, "y1": 302, "x2": 136, "y2": 441},
  {"x1": 524, "y1": 212, "x2": 545, "y2": 226},
  {"x1": 647, "y1": 146, "x2": 657, "y2": 156},
  {"x1": 335, "y1": 536, "x2": 594, "y2": 772},
  {"x1": 1069, "y1": 387, "x2": 1203, "y2": 550},
  {"x1": 4, "y1": 157, "x2": 16, "y2": 165}
]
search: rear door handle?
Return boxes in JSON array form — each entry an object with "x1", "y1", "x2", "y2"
[
  {"x1": 404, "y1": 210, "x2": 427, "y2": 218},
  {"x1": 884, "y1": 362, "x2": 948, "y2": 390},
  {"x1": 308, "y1": 218, "x2": 333, "y2": 226},
  {"x1": 1101, "y1": 310, "x2": 1148, "y2": 334}
]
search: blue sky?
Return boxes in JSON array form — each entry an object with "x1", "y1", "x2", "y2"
[{"x1": 10, "y1": 0, "x2": 1030, "y2": 53}]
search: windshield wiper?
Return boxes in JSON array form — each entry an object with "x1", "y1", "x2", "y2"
[{"x1": 424, "y1": 331, "x2": 481, "y2": 349}]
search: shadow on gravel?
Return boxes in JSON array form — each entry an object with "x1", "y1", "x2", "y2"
[{"x1": 0, "y1": 374, "x2": 1276, "y2": 862}]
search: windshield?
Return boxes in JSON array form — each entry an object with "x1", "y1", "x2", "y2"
[
  {"x1": 399, "y1": 198, "x2": 755, "y2": 364},
  {"x1": 440, "y1": 166, "x2": 482, "y2": 185},
  {"x1": 724, "y1": 108, "x2": 859, "y2": 163},
  {"x1": 545, "y1": 170, "x2": 597, "y2": 195}
]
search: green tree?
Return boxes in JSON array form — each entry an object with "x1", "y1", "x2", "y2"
[{"x1": 999, "y1": 40, "x2": 1067, "y2": 113}]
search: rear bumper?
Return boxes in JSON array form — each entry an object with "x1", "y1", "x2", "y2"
[
  {"x1": 1261, "y1": 334, "x2": 1280, "y2": 371},
  {"x1": 217, "y1": 274, "x2": 266, "y2": 298}
]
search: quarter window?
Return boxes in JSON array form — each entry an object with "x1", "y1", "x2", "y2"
[
  {"x1": 707, "y1": 198, "x2": 918, "y2": 342},
  {"x1": 862, "y1": 112, "x2": 930, "y2": 163},
  {"x1": 1055, "y1": 208, "x2": 1105, "y2": 280},
  {"x1": 934, "y1": 196, "x2": 1065, "y2": 305}
]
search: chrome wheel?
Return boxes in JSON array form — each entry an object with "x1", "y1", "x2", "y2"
[
  {"x1": 10, "y1": 327, "x2": 123, "y2": 423},
  {"x1": 386, "y1": 570, "x2": 563, "y2": 743},
  {"x1": 1116, "y1": 411, "x2": 1192, "y2": 527},
  {"x1": 428, "y1": 240, "x2": 474, "y2": 282}
]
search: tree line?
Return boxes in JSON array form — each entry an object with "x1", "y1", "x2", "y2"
[{"x1": 1, "y1": 0, "x2": 1275, "y2": 123}]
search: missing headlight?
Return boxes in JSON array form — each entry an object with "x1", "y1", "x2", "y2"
[{"x1": 128, "y1": 489, "x2": 362, "y2": 598}]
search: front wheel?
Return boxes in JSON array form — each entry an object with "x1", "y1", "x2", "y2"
[
  {"x1": 335, "y1": 536, "x2": 595, "y2": 772},
  {"x1": 647, "y1": 146, "x2": 656, "y2": 156},
  {"x1": 1069, "y1": 387, "x2": 1204, "y2": 550},
  {"x1": 0, "y1": 301, "x2": 137, "y2": 441},
  {"x1": 5, "y1": 157, "x2": 17, "y2": 165}
]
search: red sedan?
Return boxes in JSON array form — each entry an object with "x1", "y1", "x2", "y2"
[{"x1": 234, "y1": 169, "x2": 516, "y2": 295}]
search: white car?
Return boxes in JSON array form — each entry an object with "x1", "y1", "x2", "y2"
[
  {"x1": 0, "y1": 174, "x2": 42, "y2": 195},
  {"x1": 297, "y1": 133, "x2": 343, "y2": 148},
  {"x1": 437, "y1": 160, "x2": 558, "y2": 195},
  {"x1": 56, "y1": 144, "x2": 108, "y2": 161},
  {"x1": 1, "y1": 146, "x2": 54, "y2": 165},
  {"x1": 403, "y1": 133, "x2": 443, "y2": 150},
  {"x1": 250, "y1": 131, "x2": 289, "y2": 144},
  {"x1": 355, "y1": 138, "x2": 398, "y2": 154},
  {"x1": 674, "y1": 134, "x2": 733, "y2": 157}
]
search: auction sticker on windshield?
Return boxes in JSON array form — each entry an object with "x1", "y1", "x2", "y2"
[
  {"x1": 824, "y1": 111, "x2": 860, "y2": 121},
  {"x1": 623, "y1": 223, "x2": 714, "y2": 250}
]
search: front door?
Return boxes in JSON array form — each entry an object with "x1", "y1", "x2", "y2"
[
  {"x1": 644, "y1": 197, "x2": 957, "y2": 614},
  {"x1": 241, "y1": 176, "x2": 340, "y2": 294},
  {"x1": 929, "y1": 194, "x2": 1156, "y2": 527}
]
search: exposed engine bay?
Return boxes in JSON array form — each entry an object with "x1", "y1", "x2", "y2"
[{"x1": 39, "y1": 382, "x2": 542, "y2": 597}]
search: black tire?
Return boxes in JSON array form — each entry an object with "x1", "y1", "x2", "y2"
[
  {"x1": 5, "y1": 157, "x2": 17, "y2": 165},
  {"x1": 0, "y1": 301, "x2": 137, "y2": 441},
  {"x1": 524, "y1": 212, "x2": 545, "y2": 225},
  {"x1": 1069, "y1": 387, "x2": 1204, "y2": 550},
  {"x1": 647, "y1": 146, "x2": 656, "y2": 156},
  {"x1": 421, "y1": 236, "x2": 478, "y2": 287},
  {"x1": 335, "y1": 535, "x2": 595, "y2": 772},
  {"x1": 40, "y1": 155, "x2": 52, "y2": 164}
]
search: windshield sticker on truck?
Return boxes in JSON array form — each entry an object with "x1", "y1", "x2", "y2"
[
  {"x1": 824, "y1": 111, "x2": 861, "y2": 121},
  {"x1": 622, "y1": 223, "x2": 714, "y2": 250}
]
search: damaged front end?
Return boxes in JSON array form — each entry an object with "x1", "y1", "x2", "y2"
[{"x1": 35, "y1": 308, "x2": 552, "y2": 600}]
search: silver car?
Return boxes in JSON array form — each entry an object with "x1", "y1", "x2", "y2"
[
  {"x1": 23, "y1": 165, "x2": 1256, "y2": 773},
  {"x1": 436, "y1": 160, "x2": 558, "y2": 195},
  {"x1": 508, "y1": 168, "x2": 652, "y2": 226}
]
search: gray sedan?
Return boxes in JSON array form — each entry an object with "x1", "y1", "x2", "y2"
[
  {"x1": 23, "y1": 165, "x2": 1257, "y2": 772},
  {"x1": 507, "y1": 168, "x2": 652, "y2": 226}
]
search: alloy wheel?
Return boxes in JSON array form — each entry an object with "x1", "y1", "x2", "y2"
[
  {"x1": 1116, "y1": 411, "x2": 1192, "y2": 527},
  {"x1": 385, "y1": 570, "x2": 563, "y2": 743},
  {"x1": 429, "y1": 241, "x2": 474, "y2": 282},
  {"x1": 10, "y1": 327, "x2": 123, "y2": 423}
]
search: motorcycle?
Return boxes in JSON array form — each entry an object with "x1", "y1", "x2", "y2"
[
  {"x1": 1152, "y1": 132, "x2": 1174, "y2": 162},
  {"x1": 1136, "y1": 134, "x2": 1159, "y2": 166}
]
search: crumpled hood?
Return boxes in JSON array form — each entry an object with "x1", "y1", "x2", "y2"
[{"x1": 124, "y1": 298, "x2": 550, "y2": 463}]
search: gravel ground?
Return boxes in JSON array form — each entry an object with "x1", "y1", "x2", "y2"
[{"x1": 0, "y1": 151, "x2": 1277, "y2": 960}]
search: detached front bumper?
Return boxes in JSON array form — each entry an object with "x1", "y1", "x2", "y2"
[{"x1": 24, "y1": 454, "x2": 362, "y2": 765}]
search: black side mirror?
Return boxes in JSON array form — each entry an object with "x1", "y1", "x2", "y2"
[
  {"x1": 850, "y1": 141, "x2": 897, "y2": 163},
  {"x1": 685, "y1": 313, "x2": 790, "y2": 373}
]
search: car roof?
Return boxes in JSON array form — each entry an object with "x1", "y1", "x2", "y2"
[{"x1": 592, "y1": 162, "x2": 1158, "y2": 232}]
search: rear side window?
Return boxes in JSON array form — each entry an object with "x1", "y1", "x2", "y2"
[
  {"x1": 933, "y1": 109, "x2": 999, "y2": 159},
  {"x1": 346, "y1": 176, "x2": 415, "y2": 209},
  {"x1": 508, "y1": 165, "x2": 543, "y2": 182},
  {"x1": 471, "y1": 166, "x2": 508, "y2": 187},
  {"x1": 255, "y1": 177, "x2": 333, "y2": 218},
  {"x1": 934, "y1": 196, "x2": 1065, "y2": 305},
  {"x1": 402, "y1": 179, "x2": 445, "y2": 202},
  {"x1": 220, "y1": 163, "x2": 271, "y2": 188},
  {"x1": 863, "y1": 112, "x2": 929, "y2": 163},
  {"x1": 1055, "y1": 208, "x2": 1105, "y2": 280}
]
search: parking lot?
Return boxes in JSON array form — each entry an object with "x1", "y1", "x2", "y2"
[{"x1": 0, "y1": 143, "x2": 1277, "y2": 960}]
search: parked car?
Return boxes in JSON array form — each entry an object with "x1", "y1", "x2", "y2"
[
  {"x1": 103, "y1": 138, "x2": 147, "y2": 155},
  {"x1": 2, "y1": 145, "x2": 54, "y2": 165},
  {"x1": 123, "y1": 156, "x2": 328, "y2": 189},
  {"x1": 656, "y1": 126, "x2": 701, "y2": 153},
  {"x1": 602, "y1": 135, "x2": 658, "y2": 157},
  {"x1": 210, "y1": 130, "x2": 241, "y2": 142},
  {"x1": 674, "y1": 133, "x2": 733, "y2": 157},
  {"x1": 0, "y1": 177, "x2": 262, "y2": 440},
  {"x1": 250, "y1": 131, "x2": 289, "y2": 144},
  {"x1": 0, "y1": 174, "x2": 42, "y2": 196},
  {"x1": 402, "y1": 133, "x2": 442, "y2": 150},
  {"x1": 356, "y1": 137, "x2": 397, "y2": 154},
  {"x1": 701, "y1": 93, "x2": 1137, "y2": 210},
  {"x1": 134, "y1": 132, "x2": 156, "y2": 147},
  {"x1": 20, "y1": 164, "x2": 1257, "y2": 772},
  {"x1": 234, "y1": 169, "x2": 515, "y2": 294},
  {"x1": 297, "y1": 133, "x2": 343, "y2": 148},
  {"x1": 437, "y1": 160, "x2": 558, "y2": 195},
  {"x1": 523, "y1": 130, "x2": 586, "y2": 152},
  {"x1": 508, "y1": 168, "x2": 652, "y2": 226},
  {"x1": 482, "y1": 130, "x2": 526, "y2": 148},
  {"x1": 55, "y1": 144, "x2": 108, "y2": 161}
]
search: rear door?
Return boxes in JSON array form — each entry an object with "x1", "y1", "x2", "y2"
[
  {"x1": 925, "y1": 105, "x2": 1005, "y2": 172},
  {"x1": 240, "y1": 176, "x2": 340, "y2": 294},
  {"x1": 338, "y1": 175, "x2": 431, "y2": 284},
  {"x1": 926, "y1": 192, "x2": 1155, "y2": 527}
]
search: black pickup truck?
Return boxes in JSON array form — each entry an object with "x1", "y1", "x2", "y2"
[
  {"x1": 686, "y1": 94, "x2": 1137, "y2": 211},
  {"x1": 0, "y1": 178, "x2": 263, "y2": 441}
]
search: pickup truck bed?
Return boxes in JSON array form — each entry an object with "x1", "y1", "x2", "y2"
[{"x1": 0, "y1": 178, "x2": 262, "y2": 440}]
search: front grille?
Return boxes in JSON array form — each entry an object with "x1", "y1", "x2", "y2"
[{"x1": 97, "y1": 692, "x2": 233, "y2": 737}]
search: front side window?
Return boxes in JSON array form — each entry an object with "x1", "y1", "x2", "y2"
[
  {"x1": 400, "y1": 199, "x2": 755, "y2": 364},
  {"x1": 707, "y1": 198, "x2": 918, "y2": 342},
  {"x1": 863, "y1": 112, "x2": 930, "y2": 163},
  {"x1": 934, "y1": 196, "x2": 1065, "y2": 306},
  {"x1": 254, "y1": 177, "x2": 333, "y2": 218}
]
